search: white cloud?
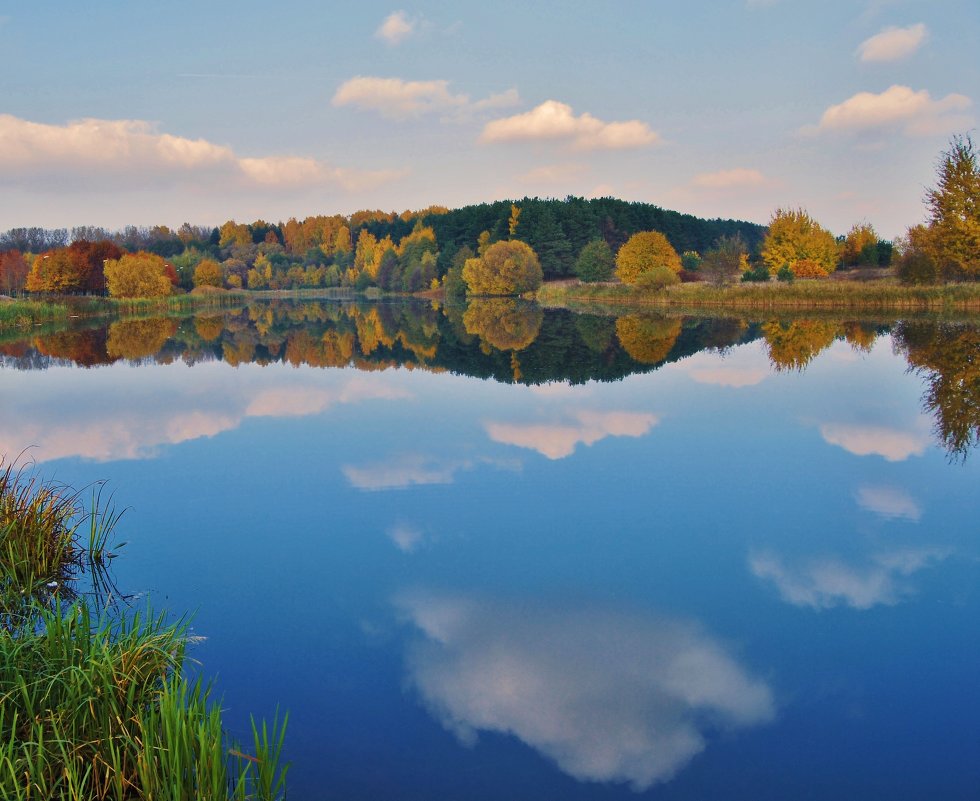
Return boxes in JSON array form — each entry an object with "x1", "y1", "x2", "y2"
[
  {"x1": 0, "y1": 114, "x2": 399, "y2": 191},
  {"x1": 813, "y1": 85, "x2": 973, "y2": 137},
  {"x1": 855, "y1": 485, "x2": 921, "y2": 521},
  {"x1": 692, "y1": 168, "x2": 768, "y2": 190},
  {"x1": 819, "y1": 422, "x2": 931, "y2": 461},
  {"x1": 387, "y1": 523, "x2": 425, "y2": 553},
  {"x1": 398, "y1": 594, "x2": 775, "y2": 789},
  {"x1": 332, "y1": 77, "x2": 519, "y2": 121},
  {"x1": 486, "y1": 410, "x2": 658, "y2": 459},
  {"x1": 375, "y1": 11, "x2": 415, "y2": 45},
  {"x1": 342, "y1": 454, "x2": 472, "y2": 490},
  {"x1": 858, "y1": 23, "x2": 927, "y2": 63},
  {"x1": 750, "y1": 548, "x2": 946, "y2": 610},
  {"x1": 481, "y1": 100, "x2": 661, "y2": 151}
]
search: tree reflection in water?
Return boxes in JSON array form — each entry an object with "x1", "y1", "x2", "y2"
[{"x1": 2, "y1": 300, "x2": 978, "y2": 459}]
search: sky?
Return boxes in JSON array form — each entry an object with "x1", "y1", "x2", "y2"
[{"x1": 0, "y1": 0, "x2": 977, "y2": 239}]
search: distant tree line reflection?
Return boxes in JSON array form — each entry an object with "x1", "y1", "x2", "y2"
[{"x1": 1, "y1": 300, "x2": 977, "y2": 459}]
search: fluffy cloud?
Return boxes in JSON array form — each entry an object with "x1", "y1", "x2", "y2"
[
  {"x1": 858, "y1": 24, "x2": 927, "y2": 63},
  {"x1": 342, "y1": 454, "x2": 473, "y2": 490},
  {"x1": 375, "y1": 10, "x2": 415, "y2": 45},
  {"x1": 855, "y1": 485, "x2": 922, "y2": 521},
  {"x1": 692, "y1": 168, "x2": 768, "y2": 190},
  {"x1": 398, "y1": 594, "x2": 775, "y2": 789},
  {"x1": 481, "y1": 100, "x2": 660, "y2": 151},
  {"x1": 813, "y1": 85, "x2": 972, "y2": 137},
  {"x1": 332, "y1": 77, "x2": 519, "y2": 120},
  {"x1": 819, "y1": 422, "x2": 931, "y2": 461},
  {"x1": 750, "y1": 548, "x2": 946, "y2": 610},
  {"x1": 0, "y1": 114, "x2": 398, "y2": 191},
  {"x1": 486, "y1": 410, "x2": 658, "y2": 459}
]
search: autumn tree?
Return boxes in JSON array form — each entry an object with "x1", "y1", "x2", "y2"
[
  {"x1": 700, "y1": 234, "x2": 748, "y2": 285},
  {"x1": 573, "y1": 239, "x2": 614, "y2": 283},
  {"x1": 840, "y1": 223, "x2": 880, "y2": 267},
  {"x1": 926, "y1": 134, "x2": 980, "y2": 279},
  {"x1": 0, "y1": 250, "x2": 29, "y2": 295},
  {"x1": 104, "y1": 252, "x2": 174, "y2": 298},
  {"x1": 25, "y1": 250, "x2": 84, "y2": 293},
  {"x1": 193, "y1": 259, "x2": 224, "y2": 288},
  {"x1": 615, "y1": 231, "x2": 682, "y2": 285},
  {"x1": 462, "y1": 240, "x2": 543, "y2": 296},
  {"x1": 761, "y1": 208, "x2": 838, "y2": 277},
  {"x1": 895, "y1": 224, "x2": 940, "y2": 285}
]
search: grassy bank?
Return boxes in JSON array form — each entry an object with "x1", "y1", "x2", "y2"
[
  {"x1": 0, "y1": 291, "x2": 249, "y2": 332},
  {"x1": 0, "y1": 299, "x2": 72, "y2": 330},
  {"x1": 536, "y1": 279, "x2": 980, "y2": 313},
  {"x1": 0, "y1": 461, "x2": 288, "y2": 800}
]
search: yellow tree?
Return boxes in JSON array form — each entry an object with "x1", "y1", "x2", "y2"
[
  {"x1": 462, "y1": 240, "x2": 543, "y2": 296},
  {"x1": 104, "y1": 252, "x2": 173, "y2": 298},
  {"x1": 841, "y1": 223, "x2": 879, "y2": 266},
  {"x1": 926, "y1": 134, "x2": 980, "y2": 278},
  {"x1": 193, "y1": 259, "x2": 224, "y2": 288},
  {"x1": 614, "y1": 231, "x2": 681, "y2": 285},
  {"x1": 508, "y1": 204, "x2": 522, "y2": 238},
  {"x1": 761, "y1": 208, "x2": 838, "y2": 277},
  {"x1": 25, "y1": 250, "x2": 84, "y2": 293}
]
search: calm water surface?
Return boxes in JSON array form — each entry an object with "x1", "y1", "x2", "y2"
[{"x1": 1, "y1": 301, "x2": 978, "y2": 800}]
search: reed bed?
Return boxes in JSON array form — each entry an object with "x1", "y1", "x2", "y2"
[
  {"x1": 0, "y1": 300, "x2": 70, "y2": 331},
  {"x1": 0, "y1": 460, "x2": 289, "y2": 800},
  {"x1": 536, "y1": 279, "x2": 980, "y2": 313}
]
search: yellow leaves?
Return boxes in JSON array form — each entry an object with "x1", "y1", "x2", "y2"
[
  {"x1": 761, "y1": 208, "x2": 838, "y2": 277},
  {"x1": 614, "y1": 232, "x2": 681, "y2": 285},
  {"x1": 192, "y1": 259, "x2": 223, "y2": 289},
  {"x1": 462, "y1": 240, "x2": 543, "y2": 296},
  {"x1": 761, "y1": 319, "x2": 840, "y2": 371},
  {"x1": 105, "y1": 253, "x2": 173, "y2": 298}
]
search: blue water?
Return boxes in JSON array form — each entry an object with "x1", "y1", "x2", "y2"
[{"x1": 1, "y1": 304, "x2": 977, "y2": 799}]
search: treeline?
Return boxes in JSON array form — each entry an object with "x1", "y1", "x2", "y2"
[{"x1": 0, "y1": 197, "x2": 765, "y2": 296}]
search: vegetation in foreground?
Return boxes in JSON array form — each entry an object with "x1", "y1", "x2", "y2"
[
  {"x1": 0, "y1": 460, "x2": 288, "y2": 800},
  {"x1": 535, "y1": 277, "x2": 980, "y2": 312}
]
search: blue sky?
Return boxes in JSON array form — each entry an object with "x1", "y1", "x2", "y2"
[{"x1": 1, "y1": 0, "x2": 977, "y2": 238}]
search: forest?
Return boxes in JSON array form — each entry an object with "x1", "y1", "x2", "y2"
[{"x1": 0, "y1": 197, "x2": 765, "y2": 296}]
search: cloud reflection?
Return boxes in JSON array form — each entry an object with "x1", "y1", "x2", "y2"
[
  {"x1": 855, "y1": 485, "x2": 922, "y2": 521},
  {"x1": 0, "y1": 363, "x2": 411, "y2": 463},
  {"x1": 750, "y1": 548, "x2": 947, "y2": 609},
  {"x1": 398, "y1": 594, "x2": 775, "y2": 789},
  {"x1": 819, "y1": 422, "x2": 931, "y2": 461},
  {"x1": 485, "y1": 410, "x2": 657, "y2": 459}
]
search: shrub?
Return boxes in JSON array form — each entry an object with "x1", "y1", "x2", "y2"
[
  {"x1": 462, "y1": 240, "x2": 543, "y2": 296},
  {"x1": 634, "y1": 265, "x2": 680, "y2": 291},
  {"x1": 574, "y1": 239, "x2": 615, "y2": 283}
]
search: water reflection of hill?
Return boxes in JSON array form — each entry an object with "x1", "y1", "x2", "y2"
[{"x1": 1, "y1": 300, "x2": 978, "y2": 460}]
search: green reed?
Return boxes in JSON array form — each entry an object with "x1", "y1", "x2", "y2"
[{"x1": 0, "y1": 461, "x2": 289, "y2": 799}]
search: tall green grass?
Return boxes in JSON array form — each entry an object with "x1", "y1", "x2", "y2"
[
  {"x1": 0, "y1": 300, "x2": 70, "y2": 330},
  {"x1": 536, "y1": 279, "x2": 980, "y2": 312},
  {"x1": 0, "y1": 461, "x2": 289, "y2": 799}
]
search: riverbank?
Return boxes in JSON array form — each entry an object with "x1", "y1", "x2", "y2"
[
  {"x1": 0, "y1": 461, "x2": 289, "y2": 799},
  {"x1": 0, "y1": 290, "x2": 249, "y2": 331},
  {"x1": 535, "y1": 279, "x2": 980, "y2": 313}
]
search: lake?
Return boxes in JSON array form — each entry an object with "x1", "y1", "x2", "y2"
[{"x1": 1, "y1": 300, "x2": 978, "y2": 800}]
